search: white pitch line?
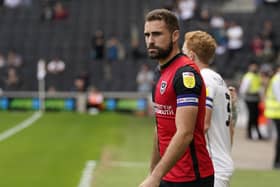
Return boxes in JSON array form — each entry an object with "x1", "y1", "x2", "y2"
[
  {"x1": 78, "y1": 160, "x2": 97, "y2": 187},
  {"x1": 0, "y1": 111, "x2": 42, "y2": 142},
  {"x1": 77, "y1": 160, "x2": 147, "y2": 187}
]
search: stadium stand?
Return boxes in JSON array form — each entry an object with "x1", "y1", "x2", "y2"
[{"x1": 0, "y1": 0, "x2": 279, "y2": 91}]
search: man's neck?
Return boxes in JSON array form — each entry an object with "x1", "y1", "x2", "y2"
[
  {"x1": 158, "y1": 48, "x2": 180, "y2": 66},
  {"x1": 196, "y1": 61, "x2": 209, "y2": 70}
]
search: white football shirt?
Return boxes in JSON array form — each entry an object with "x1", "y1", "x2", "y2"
[{"x1": 201, "y1": 68, "x2": 234, "y2": 181}]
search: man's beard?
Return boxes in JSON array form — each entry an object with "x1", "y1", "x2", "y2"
[{"x1": 147, "y1": 41, "x2": 173, "y2": 60}]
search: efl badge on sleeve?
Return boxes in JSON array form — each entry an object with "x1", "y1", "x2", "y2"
[
  {"x1": 160, "y1": 80, "x2": 167, "y2": 95},
  {"x1": 182, "y1": 72, "x2": 195, "y2": 88}
]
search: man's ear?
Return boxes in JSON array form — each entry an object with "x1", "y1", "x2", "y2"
[
  {"x1": 172, "y1": 30, "x2": 180, "y2": 42},
  {"x1": 189, "y1": 51, "x2": 196, "y2": 61}
]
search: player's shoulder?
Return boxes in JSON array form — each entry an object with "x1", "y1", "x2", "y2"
[
  {"x1": 175, "y1": 65, "x2": 202, "y2": 83},
  {"x1": 201, "y1": 68, "x2": 220, "y2": 77},
  {"x1": 178, "y1": 64, "x2": 198, "y2": 73},
  {"x1": 201, "y1": 68, "x2": 225, "y2": 84}
]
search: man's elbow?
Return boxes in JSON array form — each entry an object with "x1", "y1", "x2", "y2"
[
  {"x1": 187, "y1": 133, "x2": 193, "y2": 143},
  {"x1": 179, "y1": 131, "x2": 193, "y2": 144}
]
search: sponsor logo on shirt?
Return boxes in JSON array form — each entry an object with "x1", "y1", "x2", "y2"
[{"x1": 153, "y1": 103, "x2": 175, "y2": 115}]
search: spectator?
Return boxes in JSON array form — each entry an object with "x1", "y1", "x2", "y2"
[
  {"x1": 87, "y1": 86, "x2": 104, "y2": 114},
  {"x1": 72, "y1": 76, "x2": 86, "y2": 92},
  {"x1": 177, "y1": 0, "x2": 196, "y2": 21},
  {"x1": 262, "y1": 39, "x2": 276, "y2": 63},
  {"x1": 264, "y1": 64, "x2": 280, "y2": 169},
  {"x1": 239, "y1": 63, "x2": 263, "y2": 140},
  {"x1": 210, "y1": 13, "x2": 227, "y2": 55},
  {"x1": 7, "y1": 50, "x2": 23, "y2": 68},
  {"x1": 250, "y1": 34, "x2": 264, "y2": 58},
  {"x1": 46, "y1": 57, "x2": 65, "y2": 91},
  {"x1": 130, "y1": 38, "x2": 145, "y2": 60},
  {"x1": 106, "y1": 36, "x2": 125, "y2": 62},
  {"x1": 91, "y1": 30, "x2": 105, "y2": 60},
  {"x1": 41, "y1": 3, "x2": 53, "y2": 21},
  {"x1": 4, "y1": 0, "x2": 22, "y2": 8},
  {"x1": 78, "y1": 71, "x2": 90, "y2": 91},
  {"x1": 47, "y1": 57, "x2": 65, "y2": 74},
  {"x1": 47, "y1": 85, "x2": 57, "y2": 93},
  {"x1": 4, "y1": 68, "x2": 22, "y2": 91},
  {"x1": 130, "y1": 25, "x2": 145, "y2": 60},
  {"x1": 136, "y1": 64, "x2": 154, "y2": 93},
  {"x1": 210, "y1": 13, "x2": 225, "y2": 29},
  {"x1": 0, "y1": 52, "x2": 6, "y2": 68},
  {"x1": 226, "y1": 21, "x2": 244, "y2": 77},
  {"x1": 227, "y1": 21, "x2": 244, "y2": 52},
  {"x1": 197, "y1": 8, "x2": 210, "y2": 31},
  {"x1": 261, "y1": 20, "x2": 276, "y2": 40},
  {"x1": 0, "y1": 53, "x2": 5, "y2": 90},
  {"x1": 53, "y1": 1, "x2": 69, "y2": 20}
]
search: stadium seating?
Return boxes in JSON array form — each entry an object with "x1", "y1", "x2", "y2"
[{"x1": 0, "y1": 0, "x2": 279, "y2": 91}]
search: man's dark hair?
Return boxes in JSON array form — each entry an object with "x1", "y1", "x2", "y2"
[{"x1": 145, "y1": 9, "x2": 180, "y2": 33}]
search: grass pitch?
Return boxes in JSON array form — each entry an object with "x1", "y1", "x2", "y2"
[{"x1": 0, "y1": 111, "x2": 279, "y2": 187}]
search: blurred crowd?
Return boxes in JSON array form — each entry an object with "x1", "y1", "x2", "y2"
[
  {"x1": 0, "y1": 0, "x2": 279, "y2": 95},
  {"x1": 162, "y1": 0, "x2": 279, "y2": 79}
]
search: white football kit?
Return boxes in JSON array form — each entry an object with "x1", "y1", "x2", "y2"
[{"x1": 201, "y1": 68, "x2": 234, "y2": 185}]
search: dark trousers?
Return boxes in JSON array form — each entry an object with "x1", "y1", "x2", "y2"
[
  {"x1": 273, "y1": 119, "x2": 280, "y2": 165},
  {"x1": 245, "y1": 100, "x2": 262, "y2": 139},
  {"x1": 160, "y1": 175, "x2": 214, "y2": 187}
]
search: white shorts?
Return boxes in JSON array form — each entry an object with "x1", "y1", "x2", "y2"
[{"x1": 214, "y1": 178, "x2": 230, "y2": 187}]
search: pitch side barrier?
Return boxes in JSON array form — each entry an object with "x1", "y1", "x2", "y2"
[{"x1": 0, "y1": 91, "x2": 151, "y2": 114}]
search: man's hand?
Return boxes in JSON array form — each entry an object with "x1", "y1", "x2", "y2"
[
  {"x1": 228, "y1": 86, "x2": 237, "y2": 104},
  {"x1": 139, "y1": 175, "x2": 161, "y2": 187},
  {"x1": 228, "y1": 86, "x2": 238, "y2": 124}
]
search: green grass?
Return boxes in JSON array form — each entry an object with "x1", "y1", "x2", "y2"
[
  {"x1": 0, "y1": 111, "x2": 154, "y2": 187},
  {"x1": 231, "y1": 169, "x2": 280, "y2": 187},
  {"x1": 0, "y1": 111, "x2": 33, "y2": 132},
  {"x1": 0, "y1": 111, "x2": 279, "y2": 187},
  {"x1": 93, "y1": 114, "x2": 154, "y2": 187}
]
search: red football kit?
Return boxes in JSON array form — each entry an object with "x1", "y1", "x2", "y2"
[{"x1": 152, "y1": 53, "x2": 214, "y2": 182}]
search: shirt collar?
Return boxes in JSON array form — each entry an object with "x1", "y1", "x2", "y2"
[{"x1": 160, "y1": 53, "x2": 183, "y2": 70}]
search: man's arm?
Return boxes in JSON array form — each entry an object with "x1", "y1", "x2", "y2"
[
  {"x1": 229, "y1": 86, "x2": 238, "y2": 145},
  {"x1": 150, "y1": 126, "x2": 161, "y2": 173},
  {"x1": 151, "y1": 106, "x2": 196, "y2": 177},
  {"x1": 139, "y1": 106, "x2": 197, "y2": 187},
  {"x1": 204, "y1": 108, "x2": 212, "y2": 133},
  {"x1": 200, "y1": 71, "x2": 214, "y2": 133}
]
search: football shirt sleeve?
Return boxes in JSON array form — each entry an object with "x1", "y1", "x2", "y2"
[
  {"x1": 201, "y1": 71, "x2": 215, "y2": 110},
  {"x1": 173, "y1": 66, "x2": 203, "y2": 107}
]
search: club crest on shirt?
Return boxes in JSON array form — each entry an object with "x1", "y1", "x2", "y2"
[
  {"x1": 182, "y1": 72, "x2": 195, "y2": 88},
  {"x1": 160, "y1": 80, "x2": 167, "y2": 95}
]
